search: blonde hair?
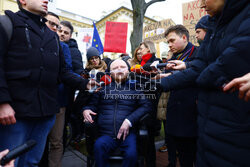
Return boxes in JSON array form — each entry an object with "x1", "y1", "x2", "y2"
[{"x1": 140, "y1": 41, "x2": 156, "y2": 54}]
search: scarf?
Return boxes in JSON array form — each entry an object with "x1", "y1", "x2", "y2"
[
  {"x1": 174, "y1": 42, "x2": 195, "y2": 62},
  {"x1": 85, "y1": 60, "x2": 107, "y2": 72},
  {"x1": 141, "y1": 53, "x2": 153, "y2": 66}
]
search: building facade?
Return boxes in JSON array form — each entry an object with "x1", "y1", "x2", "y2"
[{"x1": 1, "y1": 0, "x2": 164, "y2": 61}]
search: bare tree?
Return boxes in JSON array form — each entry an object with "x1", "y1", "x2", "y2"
[{"x1": 130, "y1": 0, "x2": 166, "y2": 55}]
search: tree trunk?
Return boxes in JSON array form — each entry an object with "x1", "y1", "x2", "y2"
[{"x1": 130, "y1": 0, "x2": 166, "y2": 56}]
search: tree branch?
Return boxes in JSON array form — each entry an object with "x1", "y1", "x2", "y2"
[{"x1": 144, "y1": 0, "x2": 166, "y2": 12}]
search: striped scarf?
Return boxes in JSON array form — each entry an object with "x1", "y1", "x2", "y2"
[{"x1": 175, "y1": 43, "x2": 195, "y2": 62}]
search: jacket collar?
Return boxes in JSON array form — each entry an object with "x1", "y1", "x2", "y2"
[{"x1": 16, "y1": 9, "x2": 47, "y2": 39}]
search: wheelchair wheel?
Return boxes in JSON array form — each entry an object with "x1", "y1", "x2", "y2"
[{"x1": 65, "y1": 122, "x2": 73, "y2": 147}]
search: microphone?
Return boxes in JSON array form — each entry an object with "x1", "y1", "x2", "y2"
[
  {"x1": 150, "y1": 61, "x2": 176, "y2": 69},
  {"x1": 155, "y1": 63, "x2": 168, "y2": 68},
  {"x1": 95, "y1": 72, "x2": 105, "y2": 82},
  {"x1": 130, "y1": 64, "x2": 142, "y2": 74},
  {"x1": 142, "y1": 63, "x2": 153, "y2": 72},
  {"x1": 0, "y1": 140, "x2": 37, "y2": 166},
  {"x1": 88, "y1": 74, "x2": 112, "y2": 93},
  {"x1": 130, "y1": 64, "x2": 151, "y2": 76}
]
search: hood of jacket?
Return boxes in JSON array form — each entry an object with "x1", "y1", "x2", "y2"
[
  {"x1": 66, "y1": 38, "x2": 78, "y2": 49},
  {"x1": 217, "y1": 0, "x2": 249, "y2": 27}
]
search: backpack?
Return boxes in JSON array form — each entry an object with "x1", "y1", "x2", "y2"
[{"x1": 0, "y1": 14, "x2": 13, "y2": 43}]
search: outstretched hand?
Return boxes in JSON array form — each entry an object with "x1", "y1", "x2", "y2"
[
  {"x1": 86, "y1": 79, "x2": 100, "y2": 92},
  {"x1": 167, "y1": 60, "x2": 186, "y2": 70},
  {"x1": 82, "y1": 109, "x2": 97, "y2": 123},
  {"x1": 151, "y1": 73, "x2": 172, "y2": 80},
  {"x1": 223, "y1": 73, "x2": 250, "y2": 102}
]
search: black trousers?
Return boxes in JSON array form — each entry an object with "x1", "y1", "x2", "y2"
[{"x1": 167, "y1": 135, "x2": 197, "y2": 167}]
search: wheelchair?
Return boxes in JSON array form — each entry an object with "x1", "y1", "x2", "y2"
[{"x1": 85, "y1": 114, "x2": 151, "y2": 167}]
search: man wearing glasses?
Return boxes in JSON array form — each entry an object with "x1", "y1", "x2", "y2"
[
  {"x1": 57, "y1": 21, "x2": 85, "y2": 135},
  {"x1": 43, "y1": 12, "x2": 77, "y2": 167}
]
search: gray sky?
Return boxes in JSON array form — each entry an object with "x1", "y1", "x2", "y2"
[{"x1": 58, "y1": 0, "x2": 193, "y2": 24}]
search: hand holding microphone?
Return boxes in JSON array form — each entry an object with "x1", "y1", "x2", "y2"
[
  {"x1": 0, "y1": 140, "x2": 36, "y2": 166},
  {"x1": 88, "y1": 72, "x2": 112, "y2": 93},
  {"x1": 150, "y1": 61, "x2": 177, "y2": 70}
]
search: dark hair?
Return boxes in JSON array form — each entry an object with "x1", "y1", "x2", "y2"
[
  {"x1": 120, "y1": 53, "x2": 129, "y2": 57},
  {"x1": 164, "y1": 25, "x2": 190, "y2": 42},
  {"x1": 47, "y1": 12, "x2": 60, "y2": 20},
  {"x1": 60, "y1": 21, "x2": 74, "y2": 34},
  {"x1": 16, "y1": 0, "x2": 22, "y2": 9}
]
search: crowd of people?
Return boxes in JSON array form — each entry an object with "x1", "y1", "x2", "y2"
[{"x1": 0, "y1": 0, "x2": 249, "y2": 167}]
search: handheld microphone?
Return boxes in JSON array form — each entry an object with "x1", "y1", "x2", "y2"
[
  {"x1": 150, "y1": 62, "x2": 176, "y2": 69},
  {"x1": 130, "y1": 64, "x2": 151, "y2": 76},
  {"x1": 142, "y1": 63, "x2": 153, "y2": 72},
  {"x1": 0, "y1": 140, "x2": 37, "y2": 166},
  {"x1": 95, "y1": 72, "x2": 105, "y2": 82},
  {"x1": 88, "y1": 74, "x2": 112, "y2": 93},
  {"x1": 155, "y1": 63, "x2": 168, "y2": 68}
]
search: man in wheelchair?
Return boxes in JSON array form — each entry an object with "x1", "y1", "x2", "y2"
[{"x1": 82, "y1": 59, "x2": 152, "y2": 167}]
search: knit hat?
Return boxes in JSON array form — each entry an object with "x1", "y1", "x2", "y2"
[
  {"x1": 195, "y1": 15, "x2": 210, "y2": 30},
  {"x1": 161, "y1": 51, "x2": 168, "y2": 59},
  {"x1": 86, "y1": 47, "x2": 100, "y2": 60}
]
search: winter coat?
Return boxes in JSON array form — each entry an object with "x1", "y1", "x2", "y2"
[
  {"x1": 166, "y1": 42, "x2": 199, "y2": 137},
  {"x1": 0, "y1": 10, "x2": 88, "y2": 117},
  {"x1": 160, "y1": 0, "x2": 250, "y2": 166},
  {"x1": 156, "y1": 92, "x2": 170, "y2": 120},
  {"x1": 66, "y1": 39, "x2": 84, "y2": 75},
  {"x1": 83, "y1": 81, "x2": 152, "y2": 138}
]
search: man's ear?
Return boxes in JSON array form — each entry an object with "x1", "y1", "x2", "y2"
[
  {"x1": 182, "y1": 35, "x2": 187, "y2": 42},
  {"x1": 19, "y1": 0, "x2": 26, "y2": 6}
]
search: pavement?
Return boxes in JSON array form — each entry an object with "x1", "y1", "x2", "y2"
[{"x1": 61, "y1": 140, "x2": 178, "y2": 167}]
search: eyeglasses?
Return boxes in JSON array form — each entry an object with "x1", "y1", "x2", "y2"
[
  {"x1": 47, "y1": 20, "x2": 60, "y2": 29},
  {"x1": 90, "y1": 57, "x2": 99, "y2": 61}
]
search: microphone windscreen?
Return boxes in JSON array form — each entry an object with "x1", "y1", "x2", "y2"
[
  {"x1": 130, "y1": 64, "x2": 142, "y2": 73},
  {"x1": 100, "y1": 75, "x2": 112, "y2": 85}
]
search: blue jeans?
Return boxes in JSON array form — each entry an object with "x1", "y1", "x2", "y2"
[
  {"x1": 0, "y1": 116, "x2": 56, "y2": 167},
  {"x1": 94, "y1": 133, "x2": 137, "y2": 167}
]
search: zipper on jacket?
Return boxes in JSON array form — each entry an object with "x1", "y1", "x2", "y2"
[
  {"x1": 25, "y1": 26, "x2": 32, "y2": 49},
  {"x1": 114, "y1": 96, "x2": 118, "y2": 137}
]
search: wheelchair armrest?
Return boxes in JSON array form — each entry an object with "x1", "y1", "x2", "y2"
[
  {"x1": 139, "y1": 113, "x2": 151, "y2": 124},
  {"x1": 84, "y1": 121, "x2": 98, "y2": 156},
  {"x1": 138, "y1": 114, "x2": 150, "y2": 137},
  {"x1": 84, "y1": 121, "x2": 98, "y2": 137}
]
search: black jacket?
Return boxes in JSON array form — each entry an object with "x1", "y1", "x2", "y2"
[
  {"x1": 66, "y1": 39, "x2": 84, "y2": 75},
  {"x1": 166, "y1": 42, "x2": 198, "y2": 137},
  {"x1": 0, "y1": 10, "x2": 88, "y2": 118},
  {"x1": 83, "y1": 81, "x2": 152, "y2": 138},
  {"x1": 160, "y1": 0, "x2": 250, "y2": 166}
]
